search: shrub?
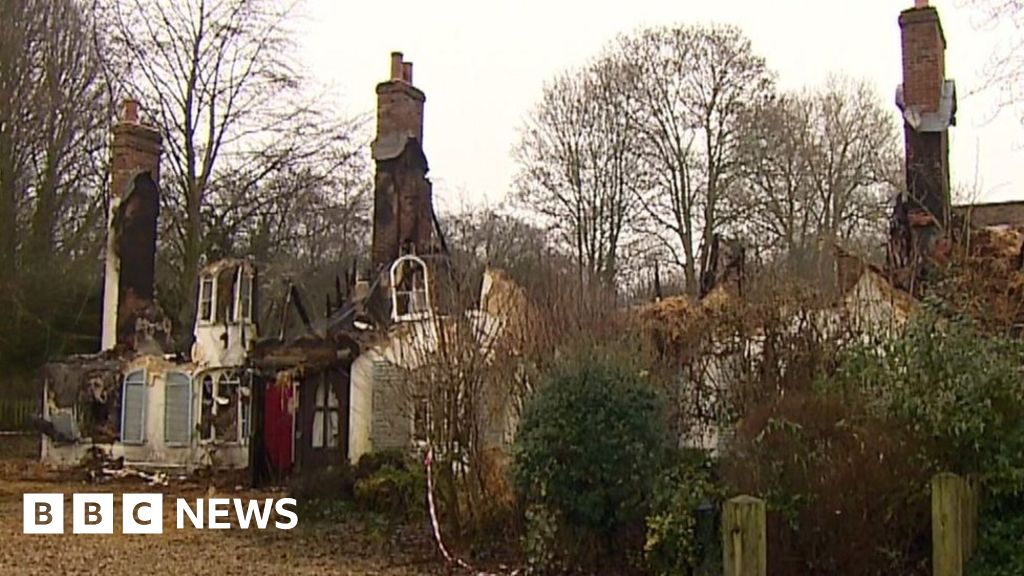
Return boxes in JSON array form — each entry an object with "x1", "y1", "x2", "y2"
[
  {"x1": 827, "y1": 307, "x2": 1024, "y2": 574},
  {"x1": 829, "y1": 307, "x2": 1024, "y2": 492},
  {"x1": 352, "y1": 455, "x2": 426, "y2": 520},
  {"x1": 289, "y1": 464, "x2": 356, "y2": 502},
  {"x1": 354, "y1": 449, "x2": 412, "y2": 480},
  {"x1": 512, "y1": 353, "x2": 670, "y2": 573},
  {"x1": 722, "y1": 392, "x2": 931, "y2": 576},
  {"x1": 644, "y1": 450, "x2": 720, "y2": 576}
]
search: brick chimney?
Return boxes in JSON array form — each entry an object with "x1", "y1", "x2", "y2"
[
  {"x1": 101, "y1": 99, "x2": 163, "y2": 351},
  {"x1": 370, "y1": 52, "x2": 434, "y2": 270},
  {"x1": 892, "y1": 1, "x2": 956, "y2": 278},
  {"x1": 376, "y1": 52, "x2": 424, "y2": 147}
]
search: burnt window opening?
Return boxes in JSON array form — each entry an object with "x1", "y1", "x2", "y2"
[
  {"x1": 236, "y1": 267, "x2": 253, "y2": 322},
  {"x1": 240, "y1": 384, "x2": 251, "y2": 440},
  {"x1": 199, "y1": 275, "x2": 215, "y2": 324},
  {"x1": 50, "y1": 409, "x2": 80, "y2": 443},
  {"x1": 82, "y1": 372, "x2": 120, "y2": 443},
  {"x1": 215, "y1": 373, "x2": 240, "y2": 443},
  {"x1": 121, "y1": 370, "x2": 146, "y2": 444},
  {"x1": 390, "y1": 255, "x2": 431, "y2": 322},
  {"x1": 198, "y1": 372, "x2": 248, "y2": 443},
  {"x1": 312, "y1": 376, "x2": 339, "y2": 449},
  {"x1": 200, "y1": 375, "x2": 215, "y2": 440}
]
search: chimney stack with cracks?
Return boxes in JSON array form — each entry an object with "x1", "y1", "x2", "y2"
[
  {"x1": 101, "y1": 99, "x2": 164, "y2": 351},
  {"x1": 891, "y1": 1, "x2": 957, "y2": 285},
  {"x1": 370, "y1": 52, "x2": 433, "y2": 272}
]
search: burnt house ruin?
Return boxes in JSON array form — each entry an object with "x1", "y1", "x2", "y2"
[{"x1": 40, "y1": 101, "x2": 257, "y2": 471}]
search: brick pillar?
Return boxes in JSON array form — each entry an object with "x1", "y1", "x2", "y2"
[
  {"x1": 101, "y1": 99, "x2": 163, "y2": 351},
  {"x1": 899, "y1": 3, "x2": 951, "y2": 231},
  {"x1": 371, "y1": 52, "x2": 431, "y2": 270}
]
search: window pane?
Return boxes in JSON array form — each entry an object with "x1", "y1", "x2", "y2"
[
  {"x1": 327, "y1": 384, "x2": 338, "y2": 408},
  {"x1": 326, "y1": 411, "x2": 338, "y2": 448},
  {"x1": 238, "y1": 271, "x2": 252, "y2": 321},
  {"x1": 315, "y1": 380, "x2": 325, "y2": 408},
  {"x1": 164, "y1": 373, "x2": 191, "y2": 445},
  {"x1": 199, "y1": 277, "x2": 214, "y2": 321},
  {"x1": 121, "y1": 371, "x2": 146, "y2": 443},
  {"x1": 312, "y1": 411, "x2": 324, "y2": 448}
]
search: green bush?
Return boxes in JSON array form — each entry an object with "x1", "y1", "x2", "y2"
[
  {"x1": 354, "y1": 449, "x2": 412, "y2": 480},
  {"x1": 644, "y1": 450, "x2": 720, "y2": 576},
  {"x1": 830, "y1": 307, "x2": 1024, "y2": 493},
  {"x1": 827, "y1": 306, "x2": 1024, "y2": 574},
  {"x1": 512, "y1": 353, "x2": 670, "y2": 573},
  {"x1": 353, "y1": 458, "x2": 426, "y2": 520}
]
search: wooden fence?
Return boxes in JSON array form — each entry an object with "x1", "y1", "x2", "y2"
[
  {"x1": 0, "y1": 398, "x2": 37, "y2": 431},
  {"x1": 722, "y1": 472, "x2": 980, "y2": 576}
]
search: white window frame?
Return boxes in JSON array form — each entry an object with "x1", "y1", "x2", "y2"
[
  {"x1": 198, "y1": 274, "x2": 216, "y2": 324},
  {"x1": 120, "y1": 370, "x2": 147, "y2": 445},
  {"x1": 390, "y1": 255, "x2": 431, "y2": 322},
  {"x1": 234, "y1": 267, "x2": 253, "y2": 322},
  {"x1": 163, "y1": 372, "x2": 192, "y2": 446},
  {"x1": 311, "y1": 376, "x2": 340, "y2": 449}
]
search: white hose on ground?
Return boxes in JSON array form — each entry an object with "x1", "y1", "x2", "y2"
[{"x1": 424, "y1": 446, "x2": 520, "y2": 576}]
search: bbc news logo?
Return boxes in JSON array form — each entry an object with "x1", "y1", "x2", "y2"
[{"x1": 23, "y1": 493, "x2": 298, "y2": 534}]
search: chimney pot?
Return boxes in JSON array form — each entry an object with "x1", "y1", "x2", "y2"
[
  {"x1": 390, "y1": 52, "x2": 404, "y2": 80},
  {"x1": 402, "y1": 62, "x2": 413, "y2": 84},
  {"x1": 122, "y1": 99, "x2": 139, "y2": 123}
]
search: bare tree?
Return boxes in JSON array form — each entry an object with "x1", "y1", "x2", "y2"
[
  {"x1": 736, "y1": 77, "x2": 900, "y2": 268},
  {"x1": 514, "y1": 55, "x2": 644, "y2": 287},
  {"x1": 965, "y1": 0, "x2": 1024, "y2": 120},
  {"x1": 617, "y1": 24, "x2": 774, "y2": 296},
  {"x1": 0, "y1": 0, "x2": 108, "y2": 372},
  {"x1": 0, "y1": 0, "x2": 106, "y2": 276},
  {"x1": 100, "y1": 0, "x2": 366, "y2": 341}
]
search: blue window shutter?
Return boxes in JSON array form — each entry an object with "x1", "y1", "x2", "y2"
[
  {"x1": 121, "y1": 371, "x2": 146, "y2": 444},
  {"x1": 164, "y1": 372, "x2": 191, "y2": 445}
]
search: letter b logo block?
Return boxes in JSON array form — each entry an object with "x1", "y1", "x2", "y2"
[
  {"x1": 23, "y1": 494, "x2": 64, "y2": 534},
  {"x1": 73, "y1": 494, "x2": 113, "y2": 534}
]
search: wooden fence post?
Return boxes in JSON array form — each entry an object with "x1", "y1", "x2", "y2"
[
  {"x1": 722, "y1": 495, "x2": 766, "y2": 576},
  {"x1": 933, "y1": 472, "x2": 975, "y2": 576}
]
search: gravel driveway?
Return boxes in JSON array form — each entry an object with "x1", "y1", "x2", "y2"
[{"x1": 0, "y1": 460, "x2": 442, "y2": 576}]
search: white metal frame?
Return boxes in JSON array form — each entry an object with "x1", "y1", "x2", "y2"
[{"x1": 390, "y1": 254, "x2": 432, "y2": 322}]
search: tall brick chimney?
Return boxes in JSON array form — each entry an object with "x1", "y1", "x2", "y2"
[
  {"x1": 101, "y1": 99, "x2": 163, "y2": 351},
  {"x1": 370, "y1": 52, "x2": 435, "y2": 270},
  {"x1": 892, "y1": 1, "x2": 957, "y2": 277}
]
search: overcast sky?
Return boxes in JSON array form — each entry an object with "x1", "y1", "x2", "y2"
[{"x1": 298, "y1": 0, "x2": 1022, "y2": 212}]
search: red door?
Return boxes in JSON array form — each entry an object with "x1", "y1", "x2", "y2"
[{"x1": 264, "y1": 380, "x2": 294, "y2": 474}]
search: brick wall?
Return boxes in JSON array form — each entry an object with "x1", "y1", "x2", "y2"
[
  {"x1": 900, "y1": 7, "x2": 946, "y2": 113},
  {"x1": 370, "y1": 359, "x2": 411, "y2": 450}
]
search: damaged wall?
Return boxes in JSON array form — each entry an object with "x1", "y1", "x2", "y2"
[
  {"x1": 102, "y1": 99, "x2": 164, "y2": 352},
  {"x1": 41, "y1": 355, "x2": 250, "y2": 471},
  {"x1": 191, "y1": 259, "x2": 258, "y2": 369}
]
